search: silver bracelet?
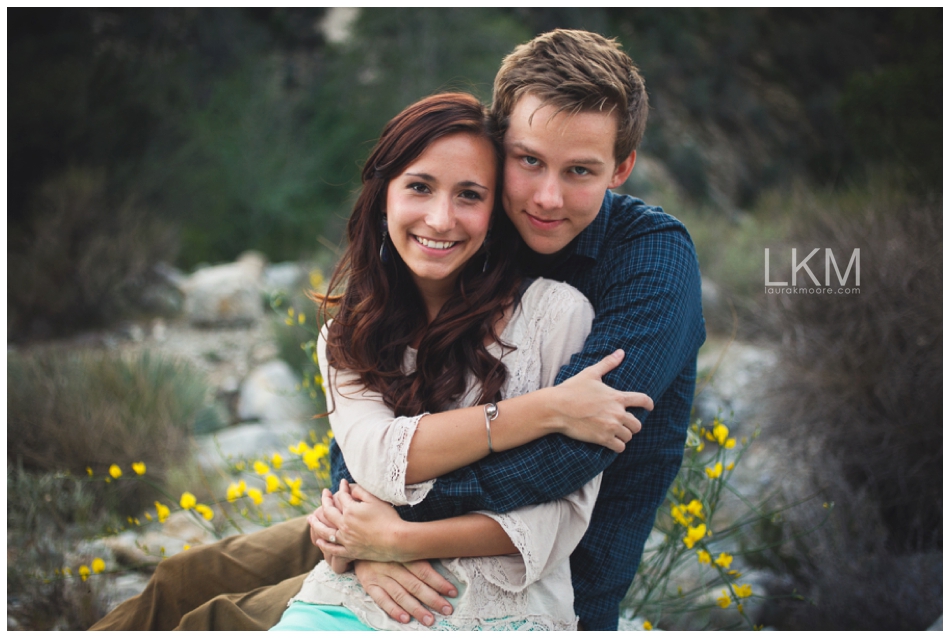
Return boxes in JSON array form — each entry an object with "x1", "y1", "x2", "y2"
[{"x1": 484, "y1": 402, "x2": 498, "y2": 453}]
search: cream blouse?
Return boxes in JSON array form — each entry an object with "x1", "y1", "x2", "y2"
[{"x1": 291, "y1": 278, "x2": 600, "y2": 631}]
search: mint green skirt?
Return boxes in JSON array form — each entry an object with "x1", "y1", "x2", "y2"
[{"x1": 270, "y1": 602, "x2": 377, "y2": 631}]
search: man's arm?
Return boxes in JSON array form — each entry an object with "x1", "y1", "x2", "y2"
[{"x1": 388, "y1": 226, "x2": 705, "y2": 523}]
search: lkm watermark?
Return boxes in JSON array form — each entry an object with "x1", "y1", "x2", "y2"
[{"x1": 764, "y1": 248, "x2": 861, "y2": 295}]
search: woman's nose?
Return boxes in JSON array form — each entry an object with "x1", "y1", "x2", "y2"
[{"x1": 425, "y1": 197, "x2": 456, "y2": 233}]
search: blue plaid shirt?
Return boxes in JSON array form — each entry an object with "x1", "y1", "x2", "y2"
[{"x1": 331, "y1": 190, "x2": 706, "y2": 630}]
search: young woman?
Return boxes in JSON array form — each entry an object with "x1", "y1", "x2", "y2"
[{"x1": 271, "y1": 93, "x2": 639, "y2": 631}]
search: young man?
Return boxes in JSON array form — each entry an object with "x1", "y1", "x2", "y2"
[{"x1": 91, "y1": 29, "x2": 704, "y2": 631}]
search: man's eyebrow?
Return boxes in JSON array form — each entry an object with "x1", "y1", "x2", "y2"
[{"x1": 507, "y1": 141, "x2": 605, "y2": 167}]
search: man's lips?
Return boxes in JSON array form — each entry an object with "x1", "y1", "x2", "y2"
[{"x1": 525, "y1": 212, "x2": 565, "y2": 230}]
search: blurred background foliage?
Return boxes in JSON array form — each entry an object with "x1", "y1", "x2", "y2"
[{"x1": 9, "y1": 8, "x2": 940, "y2": 282}]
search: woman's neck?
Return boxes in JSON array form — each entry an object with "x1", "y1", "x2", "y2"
[{"x1": 413, "y1": 276, "x2": 455, "y2": 324}]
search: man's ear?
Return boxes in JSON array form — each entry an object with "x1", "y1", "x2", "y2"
[{"x1": 607, "y1": 151, "x2": 637, "y2": 190}]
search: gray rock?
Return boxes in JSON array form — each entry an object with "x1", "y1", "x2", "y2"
[
  {"x1": 263, "y1": 262, "x2": 306, "y2": 294},
  {"x1": 181, "y1": 252, "x2": 267, "y2": 327},
  {"x1": 237, "y1": 360, "x2": 313, "y2": 423},
  {"x1": 194, "y1": 421, "x2": 315, "y2": 472}
]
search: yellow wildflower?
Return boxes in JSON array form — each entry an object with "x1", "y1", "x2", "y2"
[
  {"x1": 309, "y1": 270, "x2": 324, "y2": 289},
  {"x1": 254, "y1": 461, "x2": 270, "y2": 475},
  {"x1": 686, "y1": 499, "x2": 704, "y2": 519},
  {"x1": 712, "y1": 422, "x2": 729, "y2": 446},
  {"x1": 732, "y1": 583, "x2": 753, "y2": 598},
  {"x1": 105, "y1": 477, "x2": 111, "y2": 483},
  {"x1": 109, "y1": 464, "x2": 122, "y2": 479},
  {"x1": 78, "y1": 565, "x2": 90, "y2": 582},
  {"x1": 194, "y1": 504, "x2": 214, "y2": 520},
  {"x1": 285, "y1": 318, "x2": 294, "y2": 326},
  {"x1": 247, "y1": 488, "x2": 264, "y2": 505},
  {"x1": 643, "y1": 620, "x2": 653, "y2": 631},
  {"x1": 183, "y1": 544, "x2": 191, "y2": 551},
  {"x1": 737, "y1": 603, "x2": 744, "y2": 613},
  {"x1": 716, "y1": 590, "x2": 730, "y2": 608},
  {"x1": 145, "y1": 512, "x2": 153, "y2": 521},
  {"x1": 726, "y1": 462, "x2": 735, "y2": 471},
  {"x1": 289, "y1": 441, "x2": 310, "y2": 455},
  {"x1": 235, "y1": 460, "x2": 246, "y2": 471},
  {"x1": 303, "y1": 446, "x2": 327, "y2": 471},
  {"x1": 724, "y1": 438, "x2": 736, "y2": 449},
  {"x1": 226, "y1": 480, "x2": 247, "y2": 503},
  {"x1": 289, "y1": 492, "x2": 303, "y2": 506},
  {"x1": 155, "y1": 501, "x2": 170, "y2": 523},
  {"x1": 180, "y1": 492, "x2": 197, "y2": 510},
  {"x1": 705, "y1": 462, "x2": 723, "y2": 479},
  {"x1": 271, "y1": 453, "x2": 283, "y2": 470},
  {"x1": 714, "y1": 552, "x2": 733, "y2": 569},
  {"x1": 297, "y1": 312, "x2": 305, "y2": 325},
  {"x1": 670, "y1": 503, "x2": 691, "y2": 527},
  {"x1": 265, "y1": 474, "x2": 281, "y2": 493},
  {"x1": 697, "y1": 550, "x2": 711, "y2": 565},
  {"x1": 696, "y1": 440, "x2": 705, "y2": 452},
  {"x1": 683, "y1": 523, "x2": 706, "y2": 549},
  {"x1": 63, "y1": 567, "x2": 72, "y2": 576},
  {"x1": 287, "y1": 307, "x2": 294, "y2": 317},
  {"x1": 728, "y1": 569, "x2": 741, "y2": 577},
  {"x1": 132, "y1": 462, "x2": 146, "y2": 475},
  {"x1": 86, "y1": 467, "x2": 93, "y2": 477},
  {"x1": 91, "y1": 558, "x2": 106, "y2": 574}
]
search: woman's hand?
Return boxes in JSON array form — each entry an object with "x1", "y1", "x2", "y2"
[
  {"x1": 317, "y1": 480, "x2": 408, "y2": 564},
  {"x1": 548, "y1": 350, "x2": 654, "y2": 453},
  {"x1": 307, "y1": 497, "x2": 353, "y2": 574}
]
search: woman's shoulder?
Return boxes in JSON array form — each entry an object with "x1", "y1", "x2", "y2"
[{"x1": 520, "y1": 277, "x2": 593, "y2": 316}]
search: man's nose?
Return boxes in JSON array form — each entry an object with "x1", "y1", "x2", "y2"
[
  {"x1": 533, "y1": 174, "x2": 563, "y2": 210},
  {"x1": 425, "y1": 197, "x2": 456, "y2": 233}
]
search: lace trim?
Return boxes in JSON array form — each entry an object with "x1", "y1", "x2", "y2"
[
  {"x1": 386, "y1": 413, "x2": 434, "y2": 506},
  {"x1": 475, "y1": 511, "x2": 540, "y2": 591},
  {"x1": 292, "y1": 563, "x2": 577, "y2": 631}
]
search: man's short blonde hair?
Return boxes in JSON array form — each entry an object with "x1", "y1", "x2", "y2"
[{"x1": 491, "y1": 29, "x2": 648, "y2": 165}]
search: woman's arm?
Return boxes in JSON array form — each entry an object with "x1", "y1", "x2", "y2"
[
  {"x1": 315, "y1": 480, "x2": 516, "y2": 568},
  {"x1": 321, "y1": 282, "x2": 652, "y2": 496}
]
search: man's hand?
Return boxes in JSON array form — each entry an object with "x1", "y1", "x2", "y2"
[
  {"x1": 552, "y1": 349, "x2": 654, "y2": 452},
  {"x1": 354, "y1": 559, "x2": 457, "y2": 627}
]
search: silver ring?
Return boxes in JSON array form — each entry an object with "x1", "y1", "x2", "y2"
[{"x1": 328, "y1": 534, "x2": 337, "y2": 544}]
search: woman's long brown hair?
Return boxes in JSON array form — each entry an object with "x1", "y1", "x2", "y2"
[{"x1": 313, "y1": 93, "x2": 523, "y2": 417}]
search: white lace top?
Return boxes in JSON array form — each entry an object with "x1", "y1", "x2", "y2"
[{"x1": 291, "y1": 278, "x2": 600, "y2": 631}]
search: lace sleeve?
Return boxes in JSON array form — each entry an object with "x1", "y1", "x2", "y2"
[
  {"x1": 318, "y1": 327, "x2": 434, "y2": 506},
  {"x1": 466, "y1": 279, "x2": 601, "y2": 591}
]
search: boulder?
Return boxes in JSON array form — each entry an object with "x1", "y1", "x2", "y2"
[
  {"x1": 237, "y1": 360, "x2": 313, "y2": 423},
  {"x1": 181, "y1": 251, "x2": 267, "y2": 327},
  {"x1": 194, "y1": 420, "x2": 316, "y2": 472},
  {"x1": 262, "y1": 262, "x2": 306, "y2": 294}
]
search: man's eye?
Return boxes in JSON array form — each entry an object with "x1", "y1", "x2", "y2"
[
  {"x1": 523, "y1": 156, "x2": 540, "y2": 166},
  {"x1": 570, "y1": 166, "x2": 590, "y2": 176}
]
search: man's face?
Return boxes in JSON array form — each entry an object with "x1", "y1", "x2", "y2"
[{"x1": 501, "y1": 93, "x2": 636, "y2": 255}]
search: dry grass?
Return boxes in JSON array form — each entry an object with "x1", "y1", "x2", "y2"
[{"x1": 758, "y1": 182, "x2": 942, "y2": 629}]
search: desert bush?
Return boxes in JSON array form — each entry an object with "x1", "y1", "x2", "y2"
[
  {"x1": 758, "y1": 182, "x2": 941, "y2": 627},
  {"x1": 7, "y1": 465, "x2": 114, "y2": 630},
  {"x1": 8, "y1": 168, "x2": 177, "y2": 340},
  {"x1": 8, "y1": 347, "x2": 210, "y2": 515}
]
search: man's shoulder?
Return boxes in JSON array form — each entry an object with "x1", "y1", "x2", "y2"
[{"x1": 603, "y1": 190, "x2": 689, "y2": 240}]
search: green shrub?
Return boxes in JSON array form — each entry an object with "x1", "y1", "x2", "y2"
[
  {"x1": 8, "y1": 347, "x2": 210, "y2": 514},
  {"x1": 8, "y1": 168, "x2": 177, "y2": 340}
]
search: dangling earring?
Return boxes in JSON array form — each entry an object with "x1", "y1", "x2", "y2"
[{"x1": 379, "y1": 218, "x2": 390, "y2": 263}]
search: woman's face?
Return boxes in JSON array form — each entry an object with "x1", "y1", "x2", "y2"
[{"x1": 385, "y1": 132, "x2": 497, "y2": 296}]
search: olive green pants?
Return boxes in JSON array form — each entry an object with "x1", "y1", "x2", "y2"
[{"x1": 89, "y1": 516, "x2": 322, "y2": 631}]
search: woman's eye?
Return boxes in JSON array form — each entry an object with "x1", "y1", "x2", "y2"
[
  {"x1": 409, "y1": 182, "x2": 430, "y2": 194},
  {"x1": 459, "y1": 190, "x2": 482, "y2": 201}
]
